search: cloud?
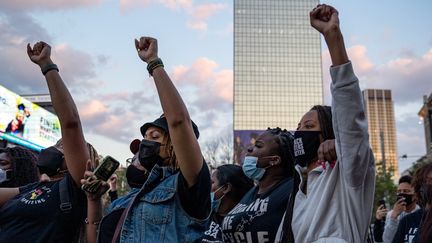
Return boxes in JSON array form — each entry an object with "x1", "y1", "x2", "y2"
[
  {"x1": 171, "y1": 57, "x2": 233, "y2": 109},
  {"x1": 0, "y1": 0, "x2": 102, "y2": 11},
  {"x1": 322, "y1": 46, "x2": 432, "y2": 105},
  {"x1": 0, "y1": 13, "x2": 102, "y2": 96},
  {"x1": 119, "y1": 0, "x2": 226, "y2": 32},
  {"x1": 0, "y1": 0, "x2": 101, "y2": 11}
]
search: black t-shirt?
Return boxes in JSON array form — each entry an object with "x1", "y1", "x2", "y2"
[
  {"x1": 197, "y1": 213, "x2": 224, "y2": 243},
  {"x1": 221, "y1": 177, "x2": 293, "y2": 243},
  {"x1": 0, "y1": 173, "x2": 86, "y2": 243},
  {"x1": 178, "y1": 160, "x2": 211, "y2": 220},
  {"x1": 97, "y1": 161, "x2": 211, "y2": 242},
  {"x1": 392, "y1": 208, "x2": 424, "y2": 243}
]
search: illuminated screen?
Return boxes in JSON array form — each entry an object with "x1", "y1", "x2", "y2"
[
  {"x1": 233, "y1": 130, "x2": 265, "y2": 165},
  {"x1": 0, "y1": 85, "x2": 60, "y2": 151}
]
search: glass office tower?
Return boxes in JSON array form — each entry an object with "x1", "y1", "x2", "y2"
[{"x1": 234, "y1": 0, "x2": 322, "y2": 131}]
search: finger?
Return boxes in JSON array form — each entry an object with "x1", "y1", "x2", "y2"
[
  {"x1": 139, "y1": 37, "x2": 149, "y2": 50},
  {"x1": 378, "y1": 205, "x2": 384, "y2": 210},
  {"x1": 27, "y1": 43, "x2": 33, "y2": 57},
  {"x1": 310, "y1": 5, "x2": 323, "y2": 18},
  {"x1": 322, "y1": 141, "x2": 331, "y2": 162},
  {"x1": 134, "y1": 38, "x2": 141, "y2": 51},
  {"x1": 84, "y1": 171, "x2": 94, "y2": 178},
  {"x1": 86, "y1": 160, "x2": 92, "y2": 171},
  {"x1": 317, "y1": 143, "x2": 324, "y2": 162}
]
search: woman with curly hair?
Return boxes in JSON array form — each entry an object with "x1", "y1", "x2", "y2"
[{"x1": 0, "y1": 146, "x2": 38, "y2": 187}]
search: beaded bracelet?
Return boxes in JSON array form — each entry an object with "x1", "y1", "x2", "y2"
[
  {"x1": 147, "y1": 58, "x2": 164, "y2": 76},
  {"x1": 85, "y1": 218, "x2": 101, "y2": 225}
]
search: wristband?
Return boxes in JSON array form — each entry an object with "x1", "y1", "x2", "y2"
[
  {"x1": 147, "y1": 58, "x2": 164, "y2": 76},
  {"x1": 41, "y1": 63, "x2": 59, "y2": 75},
  {"x1": 85, "y1": 218, "x2": 101, "y2": 225}
]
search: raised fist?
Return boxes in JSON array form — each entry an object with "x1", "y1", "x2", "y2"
[
  {"x1": 310, "y1": 4, "x2": 340, "y2": 35},
  {"x1": 27, "y1": 41, "x2": 53, "y2": 67},
  {"x1": 134, "y1": 37, "x2": 158, "y2": 63}
]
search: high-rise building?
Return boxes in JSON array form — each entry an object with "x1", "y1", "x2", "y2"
[
  {"x1": 362, "y1": 89, "x2": 399, "y2": 178},
  {"x1": 234, "y1": 0, "x2": 322, "y2": 131},
  {"x1": 418, "y1": 93, "x2": 432, "y2": 155}
]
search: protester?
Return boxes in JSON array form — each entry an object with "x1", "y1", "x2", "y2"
[
  {"x1": 392, "y1": 163, "x2": 432, "y2": 243},
  {"x1": 287, "y1": 4, "x2": 375, "y2": 242},
  {"x1": 198, "y1": 164, "x2": 254, "y2": 242},
  {"x1": 221, "y1": 128, "x2": 295, "y2": 243},
  {"x1": 0, "y1": 146, "x2": 38, "y2": 187},
  {"x1": 0, "y1": 41, "x2": 98, "y2": 242},
  {"x1": 383, "y1": 175, "x2": 420, "y2": 242},
  {"x1": 416, "y1": 163, "x2": 432, "y2": 243},
  {"x1": 374, "y1": 203, "x2": 388, "y2": 242},
  {"x1": 84, "y1": 36, "x2": 211, "y2": 243}
]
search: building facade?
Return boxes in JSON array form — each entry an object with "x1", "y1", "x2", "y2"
[
  {"x1": 418, "y1": 93, "x2": 432, "y2": 155},
  {"x1": 234, "y1": 0, "x2": 322, "y2": 131},
  {"x1": 362, "y1": 89, "x2": 399, "y2": 178}
]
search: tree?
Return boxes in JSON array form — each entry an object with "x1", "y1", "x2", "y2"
[
  {"x1": 372, "y1": 160, "x2": 397, "y2": 220},
  {"x1": 202, "y1": 129, "x2": 233, "y2": 171}
]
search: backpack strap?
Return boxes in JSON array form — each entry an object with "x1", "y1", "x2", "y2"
[{"x1": 59, "y1": 177, "x2": 72, "y2": 213}]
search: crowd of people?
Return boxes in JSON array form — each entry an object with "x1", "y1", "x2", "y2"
[{"x1": 0, "y1": 4, "x2": 431, "y2": 243}]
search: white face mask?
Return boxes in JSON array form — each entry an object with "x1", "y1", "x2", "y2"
[{"x1": 0, "y1": 169, "x2": 12, "y2": 183}]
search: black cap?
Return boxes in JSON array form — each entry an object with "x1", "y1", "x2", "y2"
[{"x1": 140, "y1": 117, "x2": 200, "y2": 139}]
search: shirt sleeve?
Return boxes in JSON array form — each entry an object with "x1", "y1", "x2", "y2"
[
  {"x1": 383, "y1": 210, "x2": 399, "y2": 243},
  {"x1": 330, "y1": 62, "x2": 375, "y2": 188},
  {"x1": 391, "y1": 216, "x2": 407, "y2": 243},
  {"x1": 177, "y1": 160, "x2": 211, "y2": 220}
]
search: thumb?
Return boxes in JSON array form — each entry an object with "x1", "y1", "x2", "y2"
[
  {"x1": 134, "y1": 39, "x2": 140, "y2": 50},
  {"x1": 86, "y1": 160, "x2": 92, "y2": 171}
]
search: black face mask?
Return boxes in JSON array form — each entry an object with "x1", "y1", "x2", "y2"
[
  {"x1": 397, "y1": 193, "x2": 414, "y2": 206},
  {"x1": 293, "y1": 131, "x2": 321, "y2": 167},
  {"x1": 138, "y1": 140, "x2": 165, "y2": 171},
  {"x1": 126, "y1": 164, "x2": 148, "y2": 188},
  {"x1": 37, "y1": 146, "x2": 64, "y2": 176}
]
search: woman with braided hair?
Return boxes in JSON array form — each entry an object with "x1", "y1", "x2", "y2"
[
  {"x1": 0, "y1": 146, "x2": 38, "y2": 187},
  {"x1": 0, "y1": 41, "x2": 100, "y2": 242},
  {"x1": 282, "y1": 4, "x2": 375, "y2": 243},
  {"x1": 221, "y1": 128, "x2": 295, "y2": 243}
]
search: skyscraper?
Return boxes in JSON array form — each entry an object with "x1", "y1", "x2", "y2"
[
  {"x1": 362, "y1": 89, "x2": 399, "y2": 178},
  {"x1": 233, "y1": 0, "x2": 322, "y2": 131}
]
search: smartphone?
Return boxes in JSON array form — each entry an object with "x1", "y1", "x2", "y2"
[
  {"x1": 378, "y1": 199, "x2": 386, "y2": 209},
  {"x1": 82, "y1": 155, "x2": 120, "y2": 193},
  {"x1": 93, "y1": 156, "x2": 120, "y2": 181}
]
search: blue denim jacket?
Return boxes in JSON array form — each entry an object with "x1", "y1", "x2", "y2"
[
  {"x1": 107, "y1": 188, "x2": 140, "y2": 213},
  {"x1": 119, "y1": 165, "x2": 210, "y2": 242}
]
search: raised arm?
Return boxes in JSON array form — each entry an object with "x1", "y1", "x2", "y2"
[
  {"x1": 311, "y1": 5, "x2": 374, "y2": 187},
  {"x1": 135, "y1": 37, "x2": 203, "y2": 187},
  {"x1": 27, "y1": 42, "x2": 89, "y2": 186}
]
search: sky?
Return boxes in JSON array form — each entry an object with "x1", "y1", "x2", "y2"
[{"x1": 0, "y1": 0, "x2": 431, "y2": 174}]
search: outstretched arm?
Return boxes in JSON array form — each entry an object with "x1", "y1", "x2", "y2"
[
  {"x1": 135, "y1": 37, "x2": 203, "y2": 187},
  {"x1": 27, "y1": 42, "x2": 89, "y2": 186},
  {"x1": 311, "y1": 5, "x2": 374, "y2": 187}
]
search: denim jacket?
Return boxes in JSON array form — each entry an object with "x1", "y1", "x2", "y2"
[{"x1": 119, "y1": 165, "x2": 210, "y2": 243}]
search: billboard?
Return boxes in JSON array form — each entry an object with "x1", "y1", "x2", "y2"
[
  {"x1": 0, "y1": 85, "x2": 61, "y2": 151},
  {"x1": 233, "y1": 130, "x2": 265, "y2": 165}
]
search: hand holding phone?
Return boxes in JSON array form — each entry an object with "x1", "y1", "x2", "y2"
[{"x1": 82, "y1": 156, "x2": 120, "y2": 193}]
